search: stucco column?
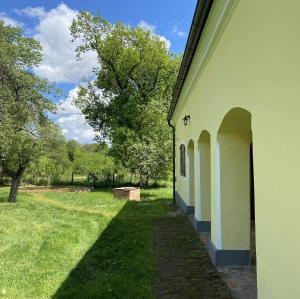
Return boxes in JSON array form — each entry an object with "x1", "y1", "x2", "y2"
[
  {"x1": 199, "y1": 137, "x2": 211, "y2": 222},
  {"x1": 210, "y1": 138, "x2": 222, "y2": 249},
  {"x1": 193, "y1": 137, "x2": 211, "y2": 232},
  {"x1": 220, "y1": 133, "x2": 250, "y2": 249},
  {"x1": 209, "y1": 133, "x2": 251, "y2": 266},
  {"x1": 194, "y1": 146, "x2": 201, "y2": 221}
]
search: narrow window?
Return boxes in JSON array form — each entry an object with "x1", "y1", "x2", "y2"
[{"x1": 180, "y1": 144, "x2": 186, "y2": 176}]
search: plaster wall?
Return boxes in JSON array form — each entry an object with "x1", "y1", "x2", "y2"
[{"x1": 172, "y1": 0, "x2": 300, "y2": 297}]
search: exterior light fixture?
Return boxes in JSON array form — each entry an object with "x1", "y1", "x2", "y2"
[{"x1": 183, "y1": 115, "x2": 190, "y2": 126}]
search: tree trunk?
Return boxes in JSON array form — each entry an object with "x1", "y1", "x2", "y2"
[
  {"x1": 48, "y1": 173, "x2": 52, "y2": 186},
  {"x1": 112, "y1": 174, "x2": 115, "y2": 187},
  {"x1": 8, "y1": 167, "x2": 25, "y2": 203},
  {"x1": 71, "y1": 172, "x2": 74, "y2": 184}
]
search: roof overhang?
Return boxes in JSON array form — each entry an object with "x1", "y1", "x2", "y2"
[{"x1": 167, "y1": 0, "x2": 214, "y2": 121}]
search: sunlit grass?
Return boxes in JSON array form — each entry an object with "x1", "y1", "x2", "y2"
[{"x1": 0, "y1": 187, "x2": 171, "y2": 299}]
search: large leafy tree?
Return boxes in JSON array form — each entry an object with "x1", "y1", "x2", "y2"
[
  {"x1": 0, "y1": 21, "x2": 59, "y2": 202},
  {"x1": 2, "y1": 123, "x2": 62, "y2": 201},
  {"x1": 71, "y1": 12, "x2": 180, "y2": 184}
]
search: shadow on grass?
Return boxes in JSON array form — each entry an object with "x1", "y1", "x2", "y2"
[
  {"x1": 0, "y1": 186, "x2": 9, "y2": 202},
  {"x1": 52, "y1": 198, "x2": 168, "y2": 299},
  {"x1": 0, "y1": 195, "x2": 7, "y2": 203}
]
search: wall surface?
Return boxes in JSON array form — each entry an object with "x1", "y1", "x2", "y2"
[
  {"x1": 172, "y1": 0, "x2": 300, "y2": 298},
  {"x1": 198, "y1": 131, "x2": 211, "y2": 221}
]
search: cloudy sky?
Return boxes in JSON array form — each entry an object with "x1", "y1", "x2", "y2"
[{"x1": 0, "y1": 0, "x2": 196, "y2": 143}]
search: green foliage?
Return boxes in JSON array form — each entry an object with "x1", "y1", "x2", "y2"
[
  {"x1": 0, "y1": 20, "x2": 60, "y2": 201},
  {"x1": 71, "y1": 13, "x2": 180, "y2": 184},
  {"x1": 24, "y1": 133, "x2": 69, "y2": 185},
  {"x1": 23, "y1": 139, "x2": 125, "y2": 187},
  {"x1": 66, "y1": 139, "x2": 82, "y2": 165},
  {"x1": 0, "y1": 21, "x2": 56, "y2": 138}
]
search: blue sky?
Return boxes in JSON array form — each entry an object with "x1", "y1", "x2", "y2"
[{"x1": 0, "y1": 0, "x2": 196, "y2": 143}]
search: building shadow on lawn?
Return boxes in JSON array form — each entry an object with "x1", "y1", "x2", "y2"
[{"x1": 52, "y1": 198, "x2": 168, "y2": 299}]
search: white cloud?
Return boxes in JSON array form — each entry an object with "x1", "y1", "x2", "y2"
[
  {"x1": 138, "y1": 20, "x2": 171, "y2": 50},
  {"x1": 57, "y1": 114, "x2": 95, "y2": 143},
  {"x1": 0, "y1": 13, "x2": 23, "y2": 27},
  {"x1": 57, "y1": 87, "x2": 82, "y2": 115},
  {"x1": 138, "y1": 20, "x2": 156, "y2": 33},
  {"x1": 15, "y1": 7, "x2": 46, "y2": 19},
  {"x1": 18, "y1": 4, "x2": 97, "y2": 84},
  {"x1": 171, "y1": 24, "x2": 186, "y2": 38},
  {"x1": 55, "y1": 87, "x2": 96, "y2": 144}
]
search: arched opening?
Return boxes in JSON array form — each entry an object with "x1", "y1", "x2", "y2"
[
  {"x1": 195, "y1": 130, "x2": 211, "y2": 232},
  {"x1": 210, "y1": 107, "x2": 256, "y2": 268},
  {"x1": 187, "y1": 140, "x2": 195, "y2": 210}
]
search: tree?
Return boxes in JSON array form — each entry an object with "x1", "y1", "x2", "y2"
[
  {"x1": 27, "y1": 134, "x2": 68, "y2": 185},
  {"x1": 66, "y1": 140, "x2": 79, "y2": 184},
  {"x1": 2, "y1": 123, "x2": 62, "y2": 201},
  {"x1": 84, "y1": 152, "x2": 105, "y2": 186},
  {"x1": 71, "y1": 12, "x2": 180, "y2": 184},
  {"x1": 0, "y1": 21, "x2": 58, "y2": 202}
]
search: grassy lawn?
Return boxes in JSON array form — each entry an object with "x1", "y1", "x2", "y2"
[{"x1": 0, "y1": 187, "x2": 171, "y2": 299}]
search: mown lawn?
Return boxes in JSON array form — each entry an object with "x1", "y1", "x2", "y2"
[{"x1": 0, "y1": 187, "x2": 171, "y2": 299}]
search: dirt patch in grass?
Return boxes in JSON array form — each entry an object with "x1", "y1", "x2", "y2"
[
  {"x1": 152, "y1": 205, "x2": 232, "y2": 299},
  {"x1": 19, "y1": 185, "x2": 94, "y2": 193}
]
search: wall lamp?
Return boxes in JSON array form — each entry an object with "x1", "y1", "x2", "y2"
[{"x1": 183, "y1": 114, "x2": 190, "y2": 126}]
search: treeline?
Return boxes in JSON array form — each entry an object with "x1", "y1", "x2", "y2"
[
  {"x1": 0, "y1": 138, "x2": 170, "y2": 188},
  {"x1": 19, "y1": 140, "x2": 127, "y2": 187}
]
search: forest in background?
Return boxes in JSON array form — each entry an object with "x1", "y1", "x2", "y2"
[{"x1": 0, "y1": 139, "x2": 169, "y2": 188}]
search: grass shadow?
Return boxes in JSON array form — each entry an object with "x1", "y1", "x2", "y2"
[
  {"x1": 52, "y1": 198, "x2": 168, "y2": 299},
  {"x1": 0, "y1": 194, "x2": 7, "y2": 203}
]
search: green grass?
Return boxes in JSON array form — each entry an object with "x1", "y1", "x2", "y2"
[{"x1": 0, "y1": 187, "x2": 171, "y2": 299}]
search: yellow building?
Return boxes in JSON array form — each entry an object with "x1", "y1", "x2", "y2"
[{"x1": 168, "y1": 0, "x2": 300, "y2": 298}]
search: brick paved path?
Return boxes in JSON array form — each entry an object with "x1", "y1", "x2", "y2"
[{"x1": 153, "y1": 212, "x2": 232, "y2": 299}]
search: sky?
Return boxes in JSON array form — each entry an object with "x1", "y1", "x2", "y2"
[{"x1": 0, "y1": 0, "x2": 197, "y2": 143}]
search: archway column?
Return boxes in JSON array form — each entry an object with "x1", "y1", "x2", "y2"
[
  {"x1": 185, "y1": 140, "x2": 195, "y2": 215},
  {"x1": 193, "y1": 132, "x2": 211, "y2": 232},
  {"x1": 194, "y1": 147, "x2": 202, "y2": 221},
  {"x1": 209, "y1": 133, "x2": 251, "y2": 266},
  {"x1": 209, "y1": 108, "x2": 254, "y2": 267},
  {"x1": 210, "y1": 137, "x2": 222, "y2": 250}
]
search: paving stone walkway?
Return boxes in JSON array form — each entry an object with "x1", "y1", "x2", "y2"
[{"x1": 152, "y1": 209, "x2": 232, "y2": 299}]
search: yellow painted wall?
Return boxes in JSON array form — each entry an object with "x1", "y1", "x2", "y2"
[
  {"x1": 172, "y1": 0, "x2": 300, "y2": 298},
  {"x1": 218, "y1": 132, "x2": 251, "y2": 249}
]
